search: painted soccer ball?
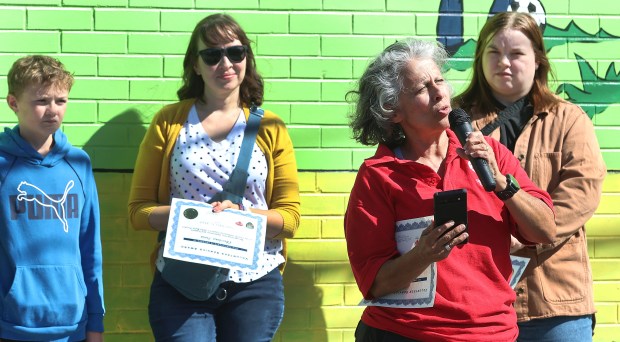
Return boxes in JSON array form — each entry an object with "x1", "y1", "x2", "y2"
[{"x1": 507, "y1": 0, "x2": 546, "y2": 27}]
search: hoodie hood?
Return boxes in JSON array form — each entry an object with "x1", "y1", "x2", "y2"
[{"x1": 0, "y1": 126, "x2": 71, "y2": 167}]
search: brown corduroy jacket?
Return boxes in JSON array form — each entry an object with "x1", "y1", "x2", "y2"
[{"x1": 470, "y1": 99, "x2": 606, "y2": 321}]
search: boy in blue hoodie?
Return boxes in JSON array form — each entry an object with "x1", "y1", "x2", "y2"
[{"x1": 0, "y1": 55, "x2": 104, "y2": 342}]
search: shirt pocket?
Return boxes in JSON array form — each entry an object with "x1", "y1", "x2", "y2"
[{"x1": 2, "y1": 265, "x2": 87, "y2": 328}]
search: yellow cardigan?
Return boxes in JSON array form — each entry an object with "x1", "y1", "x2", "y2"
[{"x1": 128, "y1": 98, "x2": 300, "y2": 265}]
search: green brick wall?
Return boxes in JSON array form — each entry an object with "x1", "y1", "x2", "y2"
[
  {"x1": 2, "y1": 1, "x2": 620, "y2": 341},
  {"x1": 90, "y1": 172, "x2": 620, "y2": 341},
  {"x1": 3, "y1": 2, "x2": 618, "y2": 171}
]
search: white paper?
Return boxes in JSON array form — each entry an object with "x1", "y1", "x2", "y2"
[
  {"x1": 509, "y1": 255, "x2": 530, "y2": 289},
  {"x1": 360, "y1": 216, "x2": 437, "y2": 308},
  {"x1": 163, "y1": 198, "x2": 267, "y2": 271}
]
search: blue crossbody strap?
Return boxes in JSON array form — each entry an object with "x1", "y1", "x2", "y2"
[
  {"x1": 209, "y1": 105, "x2": 264, "y2": 204},
  {"x1": 236, "y1": 105, "x2": 264, "y2": 173}
]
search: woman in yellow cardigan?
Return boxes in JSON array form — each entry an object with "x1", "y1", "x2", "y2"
[{"x1": 127, "y1": 13, "x2": 300, "y2": 342}]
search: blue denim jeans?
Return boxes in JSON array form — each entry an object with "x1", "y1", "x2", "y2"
[
  {"x1": 149, "y1": 267, "x2": 284, "y2": 342},
  {"x1": 517, "y1": 315, "x2": 594, "y2": 342}
]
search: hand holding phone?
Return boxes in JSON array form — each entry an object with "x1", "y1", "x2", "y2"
[{"x1": 434, "y1": 189, "x2": 468, "y2": 245}]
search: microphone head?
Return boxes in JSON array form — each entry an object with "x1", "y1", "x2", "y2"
[{"x1": 448, "y1": 108, "x2": 470, "y2": 128}]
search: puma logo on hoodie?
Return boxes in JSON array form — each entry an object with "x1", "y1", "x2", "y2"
[{"x1": 10, "y1": 180, "x2": 78, "y2": 232}]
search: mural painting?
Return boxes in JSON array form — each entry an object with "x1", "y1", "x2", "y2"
[{"x1": 436, "y1": 0, "x2": 620, "y2": 118}]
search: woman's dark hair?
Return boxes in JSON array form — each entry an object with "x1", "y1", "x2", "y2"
[
  {"x1": 453, "y1": 12, "x2": 558, "y2": 114},
  {"x1": 176, "y1": 13, "x2": 263, "y2": 106},
  {"x1": 347, "y1": 38, "x2": 449, "y2": 147}
]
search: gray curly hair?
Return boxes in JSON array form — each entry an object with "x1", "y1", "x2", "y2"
[{"x1": 348, "y1": 38, "x2": 450, "y2": 147}]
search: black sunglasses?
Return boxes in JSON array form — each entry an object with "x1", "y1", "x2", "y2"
[{"x1": 197, "y1": 45, "x2": 248, "y2": 66}]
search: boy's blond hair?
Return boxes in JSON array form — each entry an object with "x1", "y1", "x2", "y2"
[{"x1": 7, "y1": 55, "x2": 74, "y2": 98}]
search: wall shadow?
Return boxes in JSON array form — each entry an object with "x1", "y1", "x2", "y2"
[
  {"x1": 280, "y1": 258, "x2": 328, "y2": 341},
  {"x1": 82, "y1": 108, "x2": 147, "y2": 171},
  {"x1": 82, "y1": 108, "x2": 156, "y2": 337}
]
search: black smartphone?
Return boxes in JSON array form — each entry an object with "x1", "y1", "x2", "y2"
[{"x1": 434, "y1": 188, "x2": 468, "y2": 244}]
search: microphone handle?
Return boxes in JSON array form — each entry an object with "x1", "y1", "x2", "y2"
[
  {"x1": 471, "y1": 158, "x2": 497, "y2": 192},
  {"x1": 452, "y1": 123, "x2": 496, "y2": 192}
]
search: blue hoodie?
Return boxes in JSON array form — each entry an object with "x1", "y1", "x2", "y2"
[{"x1": 0, "y1": 126, "x2": 104, "y2": 341}]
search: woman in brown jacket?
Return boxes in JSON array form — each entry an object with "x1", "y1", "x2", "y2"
[{"x1": 453, "y1": 12, "x2": 606, "y2": 342}]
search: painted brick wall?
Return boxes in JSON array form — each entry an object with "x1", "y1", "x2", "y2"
[
  {"x1": 90, "y1": 172, "x2": 620, "y2": 341},
  {"x1": 2, "y1": 1, "x2": 620, "y2": 341}
]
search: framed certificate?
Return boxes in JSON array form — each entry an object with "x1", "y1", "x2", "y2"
[
  {"x1": 360, "y1": 216, "x2": 437, "y2": 308},
  {"x1": 163, "y1": 198, "x2": 267, "y2": 271}
]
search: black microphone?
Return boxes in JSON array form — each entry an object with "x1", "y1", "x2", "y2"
[{"x1": 448, "y1": 108, "x2": 497, "y2": 192}]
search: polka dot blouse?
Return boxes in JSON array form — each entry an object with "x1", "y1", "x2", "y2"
[{"x1": 166, "y1": 105, "x2": 284, "y2": 283}]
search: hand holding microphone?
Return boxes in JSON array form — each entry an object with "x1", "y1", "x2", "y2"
[{"x1": 448, "y1": 108, "x2": 497, "y2": 192}]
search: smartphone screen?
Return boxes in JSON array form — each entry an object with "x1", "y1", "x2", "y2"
[{"x1": 434, "y1": 188, "x2": 468, "y2": 244}]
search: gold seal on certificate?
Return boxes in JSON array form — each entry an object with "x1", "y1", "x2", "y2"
[{"x1": 163, "y1": 198, "x2": 267, "y2": 271}]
